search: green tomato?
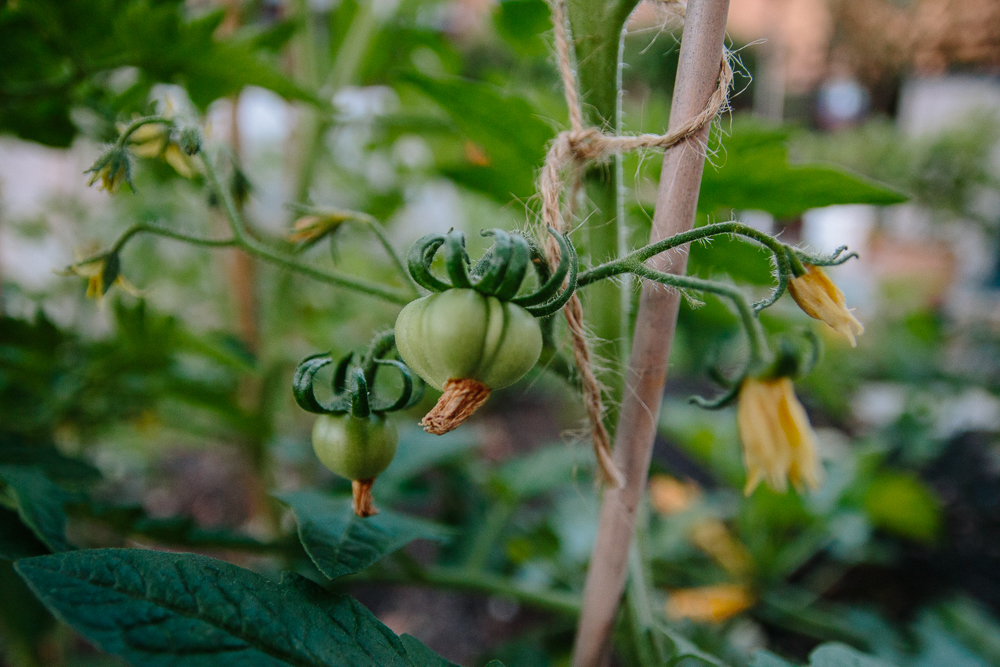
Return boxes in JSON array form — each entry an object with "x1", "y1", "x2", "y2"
[
  {"x1": 394, "y1": 288, "x2": 543, "y2": 391},
  {"x1": 312, "y1": 413, "x2": 398, "y2": 480}
]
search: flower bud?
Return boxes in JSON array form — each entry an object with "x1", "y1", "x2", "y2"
[{"x1": 787, "y1": 265, "x2": 864, "y2": 346}]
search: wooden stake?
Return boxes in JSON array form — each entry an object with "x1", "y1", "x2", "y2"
[{"x1": 569, "y1": 0, "x2": 732, "y2": 664}]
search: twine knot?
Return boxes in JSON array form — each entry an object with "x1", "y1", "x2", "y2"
[{"x1": 537, "y1": 0, "x2": 732, "y2": 488}]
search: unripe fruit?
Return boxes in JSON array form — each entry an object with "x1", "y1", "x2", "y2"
[
  {"x1": 312, "y1": 413, "x2": 398, "y2": 481},
  {"x1": 394, "y1": 288, "x2": 543, "y2": 391}
]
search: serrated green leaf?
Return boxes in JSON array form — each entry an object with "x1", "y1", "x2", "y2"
[
  {"x1": 276, "y1": 490, "x2": 449, "y2": 580},
  {"x1": 749, "y1": 644, "x2": 899, "y2": 667},
  {"x1": 16, "y1": 548, "x2": 454, "y2": 667},
  {"x1": 809, "y1": 643, "x2": 896, "y2": 667},
  {"x1": 401, "y1": 72, "x2": 553, "y2": 203},
  {"x1": 698, "y1": 124, "x2": 908, "y2": 218},
  {"x1": 0, "y1": 439, "x2": 101, "y2": 486},
  {"x1": 399, "y1": 634, "x2": 462, "y2": 667},
  {"x1": 0, "y1": 466, "x2": 75, "y2": 553},
  {"x1": 0, "y1": 506, "x2": 48, "y2": 560},
  {"x1": 750, "y1": 651, "x2": 798, "y2": 667},
  {"x1": 655, "y1": 622, "x2": 729, "y2": 666}
]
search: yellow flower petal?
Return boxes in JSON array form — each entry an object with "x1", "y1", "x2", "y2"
[
  {"x1": 666, "y1": 584, "x2": 755, "y2": 623},
  {"x1": 788, "y1": 265, "x2": 864, "y2": 346},
  {"x1": 164, "y1": 144, "x2": 197, "y2": 179},
  {"x1": 649, "y1": 475, "x2": 701, "y2": 515},
  {"x1": 690, "y1": 519, "x2": 753, "y2": 576},
  {"x1": 737, "y1": 377, "x2": 822, "y2": 495}
]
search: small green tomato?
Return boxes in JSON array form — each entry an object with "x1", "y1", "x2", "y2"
[
  {"x1": 311, "y1": 413, "x2": 398, "y2": 481},
  {"x1": 394, "y1": 288, "x2": 543, "y2": 391}
]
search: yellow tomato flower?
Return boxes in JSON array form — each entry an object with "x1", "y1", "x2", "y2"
[
  {"x1": 666, "y1": 584, "x2": 755, "y2": 623},
  {"x1": 787, "y1": 265, "x2": 864, "y2": 346},
  {"x1": 87, "y1": 161, "x2": 127, "y2": 193},
  {"x1": 737, "y1": 377, "x2": 823, "y2": 495},
  {"x1": 127, "y1": 123, "x2": 197, "y2": 179},
  {"x1": 288, "y1": 213, "x2": 351, "y2": 245},
  {"x1": 68, "y1": 256, "x2": 139, "y2": 302}
]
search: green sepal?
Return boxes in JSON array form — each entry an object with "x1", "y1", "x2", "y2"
[
  {"x1": 492, "y1": 234, "x2": 531, "y2": 302},
  {"x1": 348, "y1": 369, "x2": 371, "y2": 419},
  {"x1": 443, "y1": 229, "x2": 473, "y2": 289},
  {"x1": 690, "y1": 379, "x2": 744, "y2": 410},
  {"x1": 293, "y1": 332, "x2": 424, "y2": 416},
  {"x1": 407, "y1": 234, "x2": 450, "y2": 293},
  {"x1": 523, "y1": 230, "x2": 578, "y2": 318},
  {"x1": 472, "y1": 229, "x2": 513, "y2": 295},
  {"x1": 332, "y1": 352, "x2": 354, "y2": 394},
  {"x1": 293, "y1": 353, "x2": 351, "y2": 415},
  {"x1": 512, "y1": 228, "x2": 575, "y2": 309},
  {"x1": 100, "y1": 253, "x2": 121, "y2": 296},
  {"x1": 369, "y1": 359, "x2": 424, "y2": 412}
]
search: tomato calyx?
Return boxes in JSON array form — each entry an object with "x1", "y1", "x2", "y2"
[
  {"x1": 406, "y1": 227, "x2": 578, "y2": 317},
  {"x1": 292, "y1": 330, "x2": 423, "y2": 418}
]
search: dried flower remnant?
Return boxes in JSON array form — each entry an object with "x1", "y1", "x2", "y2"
[
  {"x1": 788, "y1": 265, "x2": 865, "y2": 346},
  {"x1": 737, "y1": 376, "x2": 823, "y2": 495}
]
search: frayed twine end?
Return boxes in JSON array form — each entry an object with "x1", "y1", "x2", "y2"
[
  {"x1": 595, "y1": 440, "x2": 626, "y2": 489},
  {"x1": 352, "y1": 478, "x2": 378, "y2": 517},
  {"x1": 420, "y1": 378, "x2": 492, "y2": 435}
]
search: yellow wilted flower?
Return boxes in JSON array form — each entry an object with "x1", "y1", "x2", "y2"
[
  {"x1": 127, "y1": 122, "x2": 197, "y2": 179},
  {"x1": 787, "y1": 265, "x2": 864, "y2": 346},
  {"x1": 737, "y1": 376, "x2": 823, "y2": 495},
  {"x1": 66, "y1": 253, "x2": 139, "y2": 302},
  {"x1": 288, "y1": 213, "x2": 352, "y2": 245},
  {"x1": 86, "y1": 154, "x2": 129, "y2": 193},
  {"x1": 666, "y1": 584, "x2": 755, "y2": 623}
]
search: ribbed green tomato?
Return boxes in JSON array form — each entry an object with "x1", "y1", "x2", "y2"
[
  {"x1": 394, "y1": 288, "x2": 543, "y2": 391},
  {"x1": 312, "y1": 414, "x2": 398, "y2": 480}
]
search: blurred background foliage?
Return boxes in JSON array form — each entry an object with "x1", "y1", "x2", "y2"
[{"x1": 1, "y1": 0, "x2": 1000, "y2": 665}]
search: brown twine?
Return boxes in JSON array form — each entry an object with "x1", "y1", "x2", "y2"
[{"x1": 540, "y1": 0, "x2": 732, "y2": 488}]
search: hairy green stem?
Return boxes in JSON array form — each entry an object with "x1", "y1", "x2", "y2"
[
  {"x1": 69, "y1": 225, "x2": 237, "y2": 270},
  {"x1": 201, "y1": 153, "x2": 412, "y2": 304},
  {"x1": 115, "y1": 115, "x2": 169, "y2": 147},
  {"x1": 579, "y1": 220, "x2": 795, "y2": 311},
  {"x1": 629, "y1": 265, "x2": 770, "y2": 367},
  {"x1": 565, "y1": 0, "x2": 641, "y2": 432}
]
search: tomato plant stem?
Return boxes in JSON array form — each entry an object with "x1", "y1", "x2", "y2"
[
  {"x1": 566, "y1": 0, "x2": 640, "y2": 426},
  {"x1": 200, "y1": 152, "x2": 413, "y2": 305}
]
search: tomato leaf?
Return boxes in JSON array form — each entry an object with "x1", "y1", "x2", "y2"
[
  {"x1": 400, "y1": 72, "x2": 553, "y2": 203},
  {"x1": 0, "y1": 506, "x2": 48, "y2": 560},
  {"x1": 276, "y1": 490, "x2": 450, "y2": 580},
  {"x1": 16, "y1": 548, "x2": 456, "y2": 667},
  {"x1": 0, "y1": 466, "x2": 76, "y2": 553},
  {"x1": 697, "y1": 124, "x2": 908, "y2": 218}
]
